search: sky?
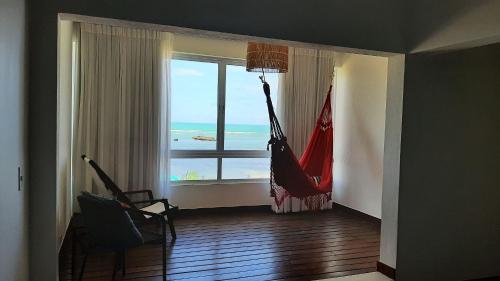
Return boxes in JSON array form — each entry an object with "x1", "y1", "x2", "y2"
[{"x1": 171, "y1": 59, "x2": 279, "y2": 125}]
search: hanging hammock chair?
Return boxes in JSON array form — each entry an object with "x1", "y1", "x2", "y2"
[{"x1": 263, "y1": 82, "x2": 334, "y2": 211}]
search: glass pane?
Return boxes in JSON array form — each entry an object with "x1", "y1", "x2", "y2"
[
  {"x1": 170, "y1": 158, "x2": 217, "y2": 181},
  {"x1": 171, "y1": 59, "x2": 218, "y2": 150},
  {"x1": 224, "y1": 65, "x2": 279, "y2": 150},
  {"x1": 222, "y1": 158, "x2": 270, "y2": 180}
]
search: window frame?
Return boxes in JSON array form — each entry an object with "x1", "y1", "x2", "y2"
[{"x1": 170, "y1": 53, "x2": 272, "y2": 185}]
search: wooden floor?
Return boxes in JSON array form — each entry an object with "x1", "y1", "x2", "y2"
[{"x1": 60, "y1": 206, "x2": 380, "y2": 281}]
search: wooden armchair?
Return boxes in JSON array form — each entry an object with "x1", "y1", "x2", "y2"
[
  {"x1": 76, "y1": 192, "x2": 170, "y2": 281},
  {"x1": 81, "y1": 155, "x2": 178, "y2": 239}
]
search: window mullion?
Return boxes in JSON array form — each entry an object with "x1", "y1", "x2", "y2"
[{"x1": 216, "y1": 62, "x2": 227, "y2": 181}]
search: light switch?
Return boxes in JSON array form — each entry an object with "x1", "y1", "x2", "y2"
[{"x1": 18, "y1": 166, "x2": 23, "y2": 191}]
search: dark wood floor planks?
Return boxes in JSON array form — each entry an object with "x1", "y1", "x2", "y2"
[{"x1": 59, "y1": 206, "x2": 380, "y2": 281}]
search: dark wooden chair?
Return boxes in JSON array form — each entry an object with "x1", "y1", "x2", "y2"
[
  {"x1": 76, "y1": 192, "x2": 170, "y2": 281},
  {"x1": 81, "y1": 155, "x2": 177, "y2": 240}
]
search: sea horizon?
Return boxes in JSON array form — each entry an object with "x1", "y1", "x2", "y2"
[
  {"x1": 171, "y1": 121, "x2": 269, "y2": 132},
  {"x1": 170, "y1": 121, "x2": 270, "y2": 150}
]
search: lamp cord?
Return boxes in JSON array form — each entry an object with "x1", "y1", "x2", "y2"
[{"x1": 259, "y1": 67, "x2": 266, "y2": 84}]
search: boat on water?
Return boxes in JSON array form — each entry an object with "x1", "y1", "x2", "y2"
[{"x1": 192, "y1": 136, "x2": 216, "y2": 141}]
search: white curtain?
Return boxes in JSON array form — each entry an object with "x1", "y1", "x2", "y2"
[
  {"x1": 274, "y1": 47, "x2": 335, "y2": 213},
  {"x1": 73, "y1": 23, "x2": 172, "y2": 199},
  {"x1": 278, "y1": 47, "x2": 336, "y2": 156}
]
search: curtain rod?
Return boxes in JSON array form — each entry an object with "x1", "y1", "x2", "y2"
[{"x1": 59, "y1": 13, "x2": 399, "y2": 58}]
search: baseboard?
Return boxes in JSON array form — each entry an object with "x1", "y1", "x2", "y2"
[
  {"x1": 177, "y1": 205, "x2": 271, "y2": 216},
  {"x1": 377, "y1": 261, "x2": 396, "y2": 279},
  {"x1": 333, "y1": 202, "x2": 381, "y2": 223},
  {"x1": 375, "y1": 261, "x2": 499, "y2": 281},
  {"x1": 177, "y1": 203, "x2": 382, "y2": 220},
  {"x1": 467, "y1": 276, "x2": 500, "y2": 281}
]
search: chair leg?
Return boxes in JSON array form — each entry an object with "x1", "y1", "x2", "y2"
[
  {"x1": 162, "y1": 221, "x2": 167, "y2": 281},
  {"x1": 112, "y1": 252, "x2": 119, "y2": 281},
  {"x1": 165, "y1": 208, "x2": 176, "y2": 240},
  {"x1": 168, "y1": 218, "x2": 176, "y2": 240},
  {"x1": 78, "y1": 253, "x2": 88, "y2": 281},
  {"x1": 121, "y1": 250, "x2": 126, "y2": 276},
  {"x1": 72, "y1": 229, "x2": 76, "y2": 280}
]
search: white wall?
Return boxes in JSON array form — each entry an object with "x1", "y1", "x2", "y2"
[
  {"x1": 334, "y1": 53, "x2": 404, "y2": 268},
  {"x1": 56, "y1": 19, "x2": 74, "y2": 250},
  {"x1": 380, "y1": 55, "x2": 405, "y2": 268},
  {"x1": 333, "y1": 53, "x2": 388, "y2": 219},
  {"x1": 167, "y1": 182, "x2": 271, "y2": 209},
  {"x1": 0, "y1": 0, "x2": 29, "y2": 280},
  {"x1": 173, "y1": 34, "x2": 247, "y2": 59}
]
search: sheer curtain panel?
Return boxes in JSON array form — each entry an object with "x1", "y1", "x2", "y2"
[
  {"x1": 278, "y1": 47, "x2": 335, "y2": 156},
  {"x1": 74, "y1": 23, "x2": 172, "y2": 199}
]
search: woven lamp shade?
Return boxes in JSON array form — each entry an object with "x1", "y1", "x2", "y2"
[{"x1": 246, "y1": 42, "x2": 289, "y2": 73}]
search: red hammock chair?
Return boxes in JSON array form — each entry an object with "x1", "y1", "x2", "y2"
[{"x1": 263, "y1": 82, "x2": 333, "y2": 211}]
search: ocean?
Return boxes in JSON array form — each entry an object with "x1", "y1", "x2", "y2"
[
  {"x1": 171, "y1": 122, "x2": 270, "y2": 151},
  {"x1": 170, "y1": 122, "x2": 271, "y2": 181}
]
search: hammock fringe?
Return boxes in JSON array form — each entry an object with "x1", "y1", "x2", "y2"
[{"x1": 271, "y1": 174, "x2": 332, "y2": 211}]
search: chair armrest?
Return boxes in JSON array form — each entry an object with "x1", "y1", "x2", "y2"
[
  {"x1": 123, "y1": 189, "x2": 154, "y2": 200},
  {"x1": 124, "y1": 206, "x2": 165, "y2": 222},
  {"x1": 132, "y1": 198, "x2": 178, "y2": 210}
]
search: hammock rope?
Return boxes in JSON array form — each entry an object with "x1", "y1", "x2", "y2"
[
  {"x1": 263, "y1": 82, "x2": 334, "y2": 211},
  {"x1": 263, "y1": 82, "x2": 285, "y2": 143}
]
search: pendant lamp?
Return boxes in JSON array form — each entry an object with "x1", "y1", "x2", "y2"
[{"x1": 246, "y1": 42, "x2": 289, "y2": 74}]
